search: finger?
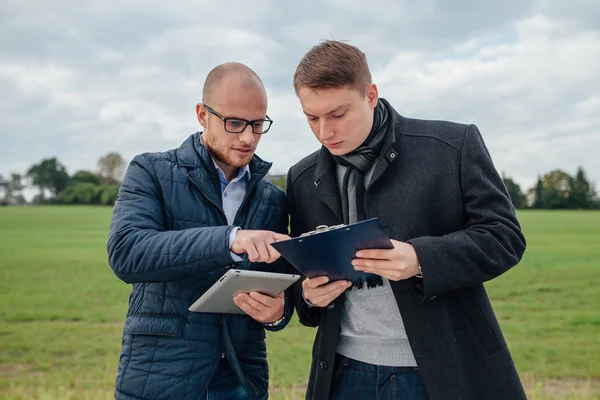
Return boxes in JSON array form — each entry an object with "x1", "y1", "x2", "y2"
[
  {"x1": 265, "y1": 244, "x2": 281, "y2": 263},
  {"x1": 310, "y1": 284, "x2": 350, "y2": 306},
  {"x1": 254, "y1": 240, "x2": 270, "y2": 263},
  {"x1": 233, "y1": 293, "x2": 253, "y2": 306},
  {"x1": 357, "y1": 267, "x2": 405, "y2": 281},
  {"x1": 352, "y1": 258, "x2": 397, "y2": 270},
  {"x1": 248, "y1": 291, "x2": 278, "y2": 307},
  {"x1": 303, "y1": 276, "x2": 330, "y2": 289},
  {"x1": 272, "y1": 232, "x2": 291, "y2": 242},
  {"x1": 240, "y1": 293, "x2": 272, "y2": 312},
  {"x1": 307, "y1": 281, "x2": 351, "y2": 305},
  {"x1": 355, "y1": 249, "x2": 392, "y2": 260},
  {"x1": 234, "y1": 297, "x2": 262, "y2": 317},
  {"x1": 245, "y1": 242, "x2": 260, "y2": 262}
]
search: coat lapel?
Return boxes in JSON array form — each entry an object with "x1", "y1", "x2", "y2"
[{"x1": 313, "y1": 147, "x2": 344, "y2": 223}]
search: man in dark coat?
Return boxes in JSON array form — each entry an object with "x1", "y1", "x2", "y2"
[
  {"x1": 287, "y1": 40, "x2": 527, "y2": 400},
  {"x1": 107, "y1": 62, "x2": 293, "y2": 400}
]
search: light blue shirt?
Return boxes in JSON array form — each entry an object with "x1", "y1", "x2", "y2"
[
  {"x1": 200, "y1": 135, "x2": 250, "y2": 262},
  {"x1": 211, "y1": 158, "x2": 250, "y2": 262}
]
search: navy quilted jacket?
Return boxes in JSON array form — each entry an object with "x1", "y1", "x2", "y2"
[{"x1": 107, "y1": 132, "x2": 293, "y2": 400}]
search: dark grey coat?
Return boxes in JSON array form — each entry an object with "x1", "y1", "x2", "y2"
[{"x1": 287, "y1": 103, "x2": 527, "y2": 400}]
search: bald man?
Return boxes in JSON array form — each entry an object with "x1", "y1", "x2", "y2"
[{"x1": 107, "y1": 62, "x2": 292, "y2": 400}]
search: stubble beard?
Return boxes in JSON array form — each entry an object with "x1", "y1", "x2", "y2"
[{"x1": 204, "y1": 132, "x2": 253, "y2": 168}]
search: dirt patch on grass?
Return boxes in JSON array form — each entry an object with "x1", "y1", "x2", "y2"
[
  {"x1": 0, "y1": 363, "x2": 38, "y2": 377},
  {"x1": 522, "y1": 374, "x2": 600, "y2": 399}
]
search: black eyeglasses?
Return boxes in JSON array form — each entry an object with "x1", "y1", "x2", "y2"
[{"x1": 203, "y1": 104, "x2": 273, "y2": 134}]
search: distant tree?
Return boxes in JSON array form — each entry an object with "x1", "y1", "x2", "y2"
[
  {"x1": 97, "y1": 152, "x2": 125, "y2": 184},
  {"x1": 71, "y1": 170, "x2": 101, "y2": 186},
  {"x1": 0, "y1": 173, "x2": 26, "y2": 205},
  {"x1": 528, "y1": 176, "x2": 544, "y2": 209},
  {"x1": 0, "y1": 174, "x2": 6, "y2": 201},
  {"x1": 98, "y1": 185, "x2": 120, "y2": 205},
  {"x1": 26, "y1": 157, "x2": 70, "y2": 201},
  {"x1": 540, "y1": 169, "x2": 574, "y2": 209},
  {"x1": 31, "y1": 194, "x2": 46, "y2": 205},
  {"x1": 502, "y1": 174, "x2": 526, "y2": 209},
  {"x1": 266, "y1": 174, "x2": 286, "y2": 191},
  {"x1": 570, "y1": 166, "x2": 595, "y2": 209},
  {"x1": 57, "y1": 183, "x2": 102, "y2": 205}
]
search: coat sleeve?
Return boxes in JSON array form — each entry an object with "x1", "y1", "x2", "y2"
[
  {"x1": 106, "y1": 154, "x2": 235, "y2": 284},
  {"x1": 286, "y1": 168, "x2": 325, "y2": 328},
  {"x1": 408, "y1": 124, "x2": 526, "y2": 300}
]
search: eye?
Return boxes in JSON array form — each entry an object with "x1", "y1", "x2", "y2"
[
  {"x1": 308, "y1": 116, "x2": 319, "y2": 122},
  {"x1": 333, "y1": 113, "x2": 345, "y2": 119},
  {"x1": 228, "y1": 120, "x2": 244, "y2": 127}
]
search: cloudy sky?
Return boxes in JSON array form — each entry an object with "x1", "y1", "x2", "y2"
[{"x1": 1, "y1": 0, "x2": 599, "y2": 194}]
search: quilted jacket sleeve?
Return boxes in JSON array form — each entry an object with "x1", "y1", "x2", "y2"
[{"x1": 107, "y1": 154, "x2": 235, "y2": 283}]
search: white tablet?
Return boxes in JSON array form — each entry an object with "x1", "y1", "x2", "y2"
[{"x1": 188, "y1": 269, "x2": 300, "y2": 314}]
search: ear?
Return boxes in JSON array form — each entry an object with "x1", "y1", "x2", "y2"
[
  {"x1": 196, "y1": 103, "x2": 208, "y2": 128},
  {"x1": 366, "y1": 84, "x2": 379, "y2": 109}
]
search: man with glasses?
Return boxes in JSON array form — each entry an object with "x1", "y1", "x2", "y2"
[{"x1": 107, "y1": 62, "x2": 291, "y2": 400}]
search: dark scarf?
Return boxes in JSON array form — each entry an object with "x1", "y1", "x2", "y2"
[{"x1": 333, "y1": 99, "x2": 391, "y2": 289}]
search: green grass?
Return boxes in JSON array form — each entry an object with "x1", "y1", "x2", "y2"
[{"x1": 0, "y1": 207, "x2": 599, "y2": 399}]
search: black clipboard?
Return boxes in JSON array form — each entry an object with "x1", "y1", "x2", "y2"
[{"x1": 271, "y1": 218, "x2": 393, "y2": 284}]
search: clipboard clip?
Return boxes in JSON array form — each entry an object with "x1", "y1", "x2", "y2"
[{"x1": 300, "y1": 223, "x2": 347, "y2": 237}]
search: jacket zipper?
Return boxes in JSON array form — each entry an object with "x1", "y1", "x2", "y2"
[
  {"x1": 187, "y1": 169, "x2": 269, "y2": 230},
  {"x1": 187, "y1": 173, "x2": 227, "y2": 225}
]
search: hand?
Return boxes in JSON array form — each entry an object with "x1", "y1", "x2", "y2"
[
  {"x1": 351, "y1": 240, "x2": 420, "y2": 281},
  {"x1": 231, "y1": 230, "x2": 290, "y2": 263},
  {"x1": 302, "y1": 276, "x2": 352, "y2": 308},
  {"x1": 233, "y1": 292, "x2": 285, "y2": 323}
]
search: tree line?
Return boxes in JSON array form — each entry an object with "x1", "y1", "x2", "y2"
[
  {"x1": 1, "y1": 156, "x2": 598, "y2": 210},
  {"x1": 0, "y1": 153, "x2": 124, "y2": 206},
  {"x1": 502, "y1": 166, "x2": 598, "y2": 209}
]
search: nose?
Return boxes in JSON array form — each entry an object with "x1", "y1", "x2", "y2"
[
  {"x1": 238, "y1": 125, "x2": 255, "y2": 145},
  {"x1": 318, "y1": 119, "x2": 335, "y2": 142}
]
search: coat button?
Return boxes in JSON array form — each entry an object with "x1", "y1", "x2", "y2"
[
  {"x1": 214, "y1": 318, "x2": 222, "y2": 327},
  {"x1": 319, "y1": 361, "x2": 328, "y2": 370},
  {"x1": 327, "y1": 302, "x2": 335, "y2": 310}
]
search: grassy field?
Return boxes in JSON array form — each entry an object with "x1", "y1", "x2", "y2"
[{"x1": 0, "y1": 207, "x2": 599, "y2": 399}]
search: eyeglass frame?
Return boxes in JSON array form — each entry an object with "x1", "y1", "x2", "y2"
[{"x1": 202, "y1": 104, "x2": 273, "y2": 134}]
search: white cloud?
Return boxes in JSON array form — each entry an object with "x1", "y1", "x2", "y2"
[
  {"x1": 1, "y1": 0, "x2": 599, "y2": 196},
  {"x1": 373, "y1": 14, "x2": 600, "y2": 189}
]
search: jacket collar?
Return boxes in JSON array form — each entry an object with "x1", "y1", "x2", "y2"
[{"x1": 177, "y1": 132, "x2": 272, "y2": 201}]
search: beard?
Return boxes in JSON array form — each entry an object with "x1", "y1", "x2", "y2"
[{"x1": 203, "y1": 131, "x2": 254, "y2": 168}]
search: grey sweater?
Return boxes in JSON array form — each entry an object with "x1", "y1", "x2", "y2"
[{"x1": 335, "y1": 163, "x2": 417, "y2": 367}]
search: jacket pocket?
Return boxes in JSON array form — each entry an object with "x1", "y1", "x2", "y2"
[
  {"x1": 123, "y1": 314, "x2": 186, "y2": 338},
  {"x1": 462, "y1": 295, "x2": 501, "y2": 355}
]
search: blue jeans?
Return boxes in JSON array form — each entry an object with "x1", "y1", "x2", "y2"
[
  {"x1": 330, "y1": 354, "x2": 429, "y2": 400},
  {"x1": 205, "y1": 358, "x2": 249, "y2": 400}
]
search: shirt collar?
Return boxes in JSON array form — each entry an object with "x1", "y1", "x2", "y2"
[{"x1": 212, "y1": 159, "x2": 251, "y2": 185}]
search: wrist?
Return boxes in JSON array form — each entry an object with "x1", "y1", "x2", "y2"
[
  {"x1": 409, "y1": 244, "x2": 423, "y2": 278},
  {"x1": 302, "y1": 290, "x2": 317, "y2": 308},
  {"x1": 415, "y1": 261, "x2": 423, "y2": 278},
  {"x1": 264, "y1": 313, "x2": 285, "y2": 327}
]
